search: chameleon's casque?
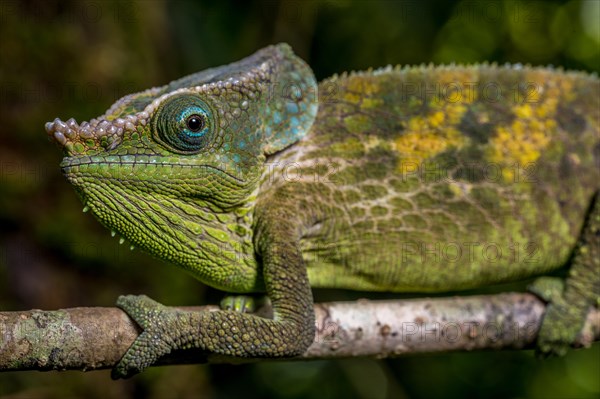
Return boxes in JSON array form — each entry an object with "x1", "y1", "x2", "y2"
[{"x1": 47, "y1": 44, "x2": 600, "y2": 378}]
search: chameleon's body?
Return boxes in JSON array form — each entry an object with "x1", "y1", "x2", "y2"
[{"x1": 46, "y1": 44, "x2": 600, "y2": 378}]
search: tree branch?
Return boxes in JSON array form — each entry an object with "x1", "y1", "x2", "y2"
[{"x1": 1, "y1": 293, "x2": 598, "y2": 372}]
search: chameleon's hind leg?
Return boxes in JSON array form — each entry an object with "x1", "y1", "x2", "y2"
[{"x1": 531, "y1": 192, "x2": 600, "y2": 356}]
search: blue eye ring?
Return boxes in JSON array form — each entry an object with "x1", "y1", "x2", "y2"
[
  {"x1": 153, "y1": 94, "x2": 216, "y2": 153},
  {"x1": 177, "y1": 105, "x2": 210, "y2": 139}
]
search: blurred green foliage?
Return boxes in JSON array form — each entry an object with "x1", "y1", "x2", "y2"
[{"x1": 0, "y1": 0, "x2": 598, "y2": 398}]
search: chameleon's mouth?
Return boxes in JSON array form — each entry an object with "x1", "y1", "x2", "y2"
[{"x1": 59, "y1": 155, "x2": 247, "y2": 185}]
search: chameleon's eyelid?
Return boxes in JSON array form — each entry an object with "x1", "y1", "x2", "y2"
[
  {"x1": 178, "y1": 105, "x2": 209, "y2": 122},
  {"x1": 152, "y1": 93, "x2": 216, "y2": 154}
]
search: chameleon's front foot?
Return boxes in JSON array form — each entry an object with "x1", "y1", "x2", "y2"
[{"x1": 113, "y1": 295, "x2": 185, "y2": 379}]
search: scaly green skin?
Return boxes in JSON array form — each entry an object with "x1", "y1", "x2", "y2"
[{"x1": 46, "y1": 44, "x2": 600, "y2": 378}]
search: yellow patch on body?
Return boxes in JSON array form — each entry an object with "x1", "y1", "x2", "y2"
[
  {"x1": 393, "y1": 102, "x2": 469, "y2": 168},
  {"x1": 343, "y1": 76, "x2": 383, "y2": 108},
  {"x1": 486, "y1": 70, "x2": 569, "y2": 182}
]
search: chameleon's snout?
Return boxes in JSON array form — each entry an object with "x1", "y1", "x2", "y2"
[
  {"x1": 45, "y1": 117, "x2": 80, "y2": 149},
  {"x1": 45, "y1": 114, "x2": 141, "y2": 155}
]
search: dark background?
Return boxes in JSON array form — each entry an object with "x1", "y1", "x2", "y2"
[{"x1": 1, "y1": 0, "x2": 598, "y2": 398}]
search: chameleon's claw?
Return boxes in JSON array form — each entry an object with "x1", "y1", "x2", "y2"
[{"x1": 112, "y1": 295, "x2": 178, "y2": 379}]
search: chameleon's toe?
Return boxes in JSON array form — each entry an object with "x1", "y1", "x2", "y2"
[
  {"x1": 532, "y1": 281, "x2": 593, "y2": 358},
  {"x1": 529, "y1": 276, "x2": 584, "y2": 357},
  {"x1": 535, "y1": 301, "x2": 577, "y2": 358},
  {"x1": 112, "y1": 295, "x2": 179, "y2": 379},
  {"x1": 220, "y1": 295, "x2": 258, "y2": 313}
]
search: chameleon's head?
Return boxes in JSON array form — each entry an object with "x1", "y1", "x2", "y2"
[
  {"x1": 47, "y1": 44, "x2": 316, "y2": 201},
  {"x1": 45, "y1": 44, "x2": 316, "y2": 271}
]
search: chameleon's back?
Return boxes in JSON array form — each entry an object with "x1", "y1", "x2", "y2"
[{"x1": 264, "y1": 65, "x2": 600, "y2": 292}]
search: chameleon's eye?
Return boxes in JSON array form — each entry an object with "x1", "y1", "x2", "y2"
[
  {"x1": 186, "y1": 115, "x2": 204, "y2": 132},
  {"x1": 153, "y1": 94, "x2": 216, "y2": 153}
]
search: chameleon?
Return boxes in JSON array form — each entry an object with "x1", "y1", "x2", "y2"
[{"x1": 45, "y1": 44, "x2": 599, "y2": 379}]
